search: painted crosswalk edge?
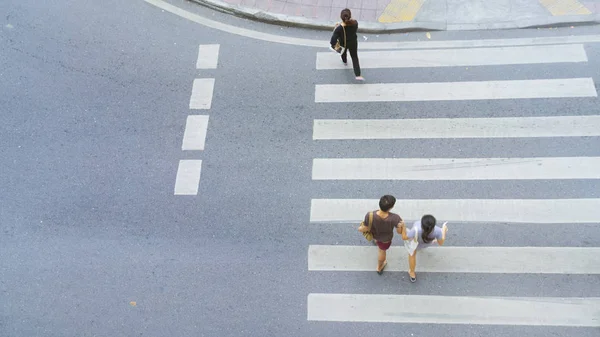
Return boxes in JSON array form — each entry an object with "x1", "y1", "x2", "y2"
[
  {"x1": 182, "y1": 115, "x2": 209, "y2": 150},
  {"x1": 312, "y1": 157, "x2": 600, "y2": 180},
  {"x1": 174, "y1": 160, "x2": 202, "y2": 195},
  {"x1": 314, "y1": 78, "x2": 597, "y2": 103},
  {"x1": 316, "y1": 44, "x2": 587, "y2": 70},
  {"x1": 307, "y1": 293, "x2": 600, "y2": 326},
  {"x1": 310, "y1": 198, "x2": 600, "y2": 223},
  {"x1": 189, "y1": 78, "x2": 215, "y2": 109},
  {"x1": 308, "y1": 245, "x2": 600, "y2": 274},
  {"x1": 312, "y1": 116, "x2": 600, "y2": 139}
]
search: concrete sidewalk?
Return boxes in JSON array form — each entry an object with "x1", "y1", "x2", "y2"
[{"x1": 191, "y1": 0, "x2": 600, "y2": 32}]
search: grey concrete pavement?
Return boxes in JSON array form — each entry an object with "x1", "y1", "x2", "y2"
[
  {"x1": 192, "y1": 0, "x2": 600, "y2": 32},
  {"x1": 1, "y1": 0, "x2": 600, "y2": 336}
]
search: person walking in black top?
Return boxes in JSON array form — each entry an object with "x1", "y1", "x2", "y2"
[{"x1": 330, "y1": 8, "x2": 364, "y2": 81}]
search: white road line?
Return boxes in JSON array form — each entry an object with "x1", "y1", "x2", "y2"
[
  {"x1": 314, "y1": 78, "x2": 597, "y2": 103},
  {"x1": 307, "y1": 293, "x2": 600, "y2": 326},
  {"x1": 189, "y1": 78, "x2": 215, "y2": 109},
  {"x1": 196, "y1": 44, "x2": 220, "y2": 69},
  {"x1": 182, "y1": 115, "x2": 209, "y2": 151},
  {"x1": 174, "y1": 160, "x2": 202, "y2": 195},
  {"x1": 310, "y1": 198, "x2": 600, "y2": 223},
  {"x1": 308, "y1": 245, "x2": 600, "y2": 274},
  {"x1": 312, "y1": 157, "x2": 600, "y2": 180},
  {"x1": 312, "y1": 116, "x2": 600, "y2": 140},
  {"x1": 316, "y1": 44, "x2": 588, "y2": 69},
  {"x1": 145, "y1": 0, "x2": 600, "y2": 49}
]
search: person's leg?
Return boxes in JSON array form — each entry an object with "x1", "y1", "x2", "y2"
[
  {"x1": 408, "y1": 251, "x2": 417, "y2": 282},
  {"x1": 349, "y1": 47, "x2": 363, "y2": 79},
  {"x1": 377, "y1": 248, "x2": 387, "y2": 272}
]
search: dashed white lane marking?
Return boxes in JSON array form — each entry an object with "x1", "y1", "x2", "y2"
[
  {"x1": 196, "y1": 44, "x2": 220, "y2": 69},
  {"x1": 182, "y1": 115, "x2": 209, "y2": 150},
  {"x1": 174, "y1": 160, "x2": 202, "y2": 195},
  {"x1": 189, "y1": 78, "x2": 215, "y2": 109}
]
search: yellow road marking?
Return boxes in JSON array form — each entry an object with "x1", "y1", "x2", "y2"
[
  {"x1": 378, "y1": 0, "x2": 425, "y2": 23},
  {"x1": 539, "y1": 0, "x2": 592, "y2": 15}
]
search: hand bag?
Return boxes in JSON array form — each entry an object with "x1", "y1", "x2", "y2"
[
  {"x1": 332, "y1": 23, "x2": 346, "y2": 53},
  {"x1": 358, "y1": 211, "x2": 374, "y2": 242},
  {"x1": 404, "y1": 226, "x2": 419, "y2": 256}
]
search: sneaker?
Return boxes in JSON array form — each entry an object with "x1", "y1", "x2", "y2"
[{"x1": 355, "y1": 76, "x2": 365, "y2": 81}]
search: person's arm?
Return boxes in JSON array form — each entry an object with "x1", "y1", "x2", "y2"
[
  {"x1": 436, "y1": 222, "x2": 448, "y2": 245},
  {"x1": 402, "y1": 225, "x2": 415, "y2": 241},
  {"x1": 396, "y1": 219, "x2": 408, "y2": 240}
]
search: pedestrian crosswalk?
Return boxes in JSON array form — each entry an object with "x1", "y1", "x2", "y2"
[{"x1": 308, "y1": 42, "x2": 600, "y2": 327}]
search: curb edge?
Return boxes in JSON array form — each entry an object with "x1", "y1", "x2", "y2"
[{"x1": 189, "y1": 0, "x2": 600, "y2": 33}]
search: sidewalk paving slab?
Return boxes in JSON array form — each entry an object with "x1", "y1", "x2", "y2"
[{"x1": 190, "y1": 0, "x2": 600, "y2": 32}]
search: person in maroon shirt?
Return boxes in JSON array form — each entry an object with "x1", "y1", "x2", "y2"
[{"x1": 359, "y1": 195, "x2": 404, "y2": 274}]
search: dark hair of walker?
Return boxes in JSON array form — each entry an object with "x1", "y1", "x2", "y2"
[
  {"x1": 340, "y1": 8, "x2": 352, "y2": 22},
  {"x1": 379, "y1": 195, "x2": 396, "y2": 212},
  {"x1": 421, "y1": 214, "x2": 436, "y2": 244}
]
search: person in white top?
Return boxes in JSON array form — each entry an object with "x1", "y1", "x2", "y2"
[{"x1": 399, "y1": 214, "x2": 448, "y2": 283}]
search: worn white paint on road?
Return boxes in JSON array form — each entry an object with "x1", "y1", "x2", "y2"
[
  {"x1": 196, "y1": 44, "x2": 220, "y2": 69},
  {"x1": 307, "y1": 293, "x2": 600, "y2": 326},
  {"x1": 312, "y1": 157, "x2": 600, "y2": 180},
  {"x1": 316, "y1": 44, "x2": 588, "y2": 69},
  {"x1": 182, "y1": 115, "x2": 209, "y2": 150},
  {"x1": 174, "y1": 160, "x2": 202, "y2": 195},
  {"x1": 308, "y1": 245, "x2": 600, "y2": 274},
  {"x1": 315, "y1": 78, "x2": 597, "y2": 103},
  {"x1": 312, "y1": 116, "x2": 600, "y2": 139},
  {"x1": 310, "y1": 198, "x2": 600, "y2": 223},
  {"x1": 189, "y1": 78, "x2": 215, "y2": 109}
]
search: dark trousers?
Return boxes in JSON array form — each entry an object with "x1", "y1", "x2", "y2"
[{"x1": 341, "y1": 46, "x2": 361, "y2": 76}]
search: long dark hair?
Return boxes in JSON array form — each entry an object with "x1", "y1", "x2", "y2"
[
  {"x1": 421, "y1": 214, "x2": 436, "y2": 244},
  {"x1": 340, "y1": 8, "x2": 357, "y2": 25},
  {"x1": 340, "y1": 8, "x2": 351, "y2": 22}
]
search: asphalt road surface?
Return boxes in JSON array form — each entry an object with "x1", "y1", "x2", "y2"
[{"x1": 1, "y1": 0, "x2": 600, "y2": 336}]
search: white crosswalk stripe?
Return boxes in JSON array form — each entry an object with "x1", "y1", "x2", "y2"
[
  {"x1": 310, "y1": 198, "x2": 600, "y2": 223},
  {"x1": 316, "y1": 44, "x2": 588, "y2": 69},
  {"x1": 313, "y1": 116, "x2": 600, "y2": 139},
  {"x1": 308, "y1": 42, "x2": 600, "y2": 327},
  {"x1": 308, "y1": 245, "x2": 600, "y2": 274},
  {"x1": 312, "y1": 157, "x2": 600, "y2": 180},
  {"x1": 307, "y1": 294, "x2": 600, "y2": 326},
  {"x1": 315, "y1": 78, "x2": 597, "y2": 103}
]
